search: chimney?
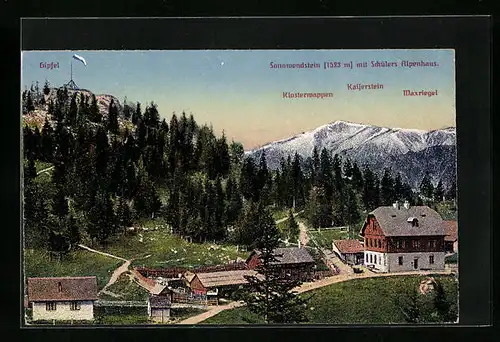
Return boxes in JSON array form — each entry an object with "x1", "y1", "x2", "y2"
[{"x1": 403, "y1": 200, "x2": 410, "y2": 210}]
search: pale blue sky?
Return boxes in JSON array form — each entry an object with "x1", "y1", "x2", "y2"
[{"x1": 22, "y1": 49, "x2": 455, "y2": 149}]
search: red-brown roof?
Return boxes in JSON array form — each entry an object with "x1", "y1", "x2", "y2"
[
  {"x1": 333, "y1": 239, "x2": 364, "y2": 254},
  {"x1": 27, "y1": 276, "x2": 98, "y2": 302},
  {"x1": 443, "y1": 220, "x2": 458, "y2": 242}
]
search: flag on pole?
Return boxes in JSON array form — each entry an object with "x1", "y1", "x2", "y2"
[{"x1": 72, "y1": 54, "x2": 87, "y2": 66}]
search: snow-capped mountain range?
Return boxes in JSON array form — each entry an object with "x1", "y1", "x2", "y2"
[{"x1": 245, "y1": 120, "x2": 457, "y2": 189}]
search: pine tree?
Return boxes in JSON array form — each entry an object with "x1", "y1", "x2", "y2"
[
  {"x1": 40, "y1": 118, "x2": 54, "y2": 162},
  {"x1": 420, "y1": 172, "x2": 434, "y2": 201},
  {"x1": 446, "y1": 179, "x2": 457, "y2": 201},
  {"x1": 24, "y1": 152, "x2": 37, "y2": 180},
  {"x1": 240, "y1": 157, "x2": 259, "y2": 201},
  {"x1": 380, "y1": 168, "x2": 395, "y2": 205},
  {"x1": 242, "y1": 203, "x2": 309, "y2": 324},
  {"x1": 26, "y1": 91, "x2": 35, "y2": 112},
  {"x1": 67, "y1": 214, "x2": 80, "y2": 248},
  {"x1": 225, "y1": 176, "x2": 243, "y2": 226},
  {"x1": 89, "y1": 94, "x2": 101, "y2": 123},
  {"x1": 130, "y1": 102, "x2": 140, "y2": 126},
  {"x1": 23, "y1": 181, "x2": 49, "y2": 248},
  {"x1": 291, "y1": 153, "x2": 304, "y2": 209},
  {"x1": 107, "y1": 98, "x2": 119, "y2": 134},
  {"x1": 43, "y1": 79, "x2": 51, "y2": 95},
  {"x1": 286, "y1": 209, "x2": 299, "y2": 241},
  {"x1": 394, "y1": 173, "x2": 404, "y2": 201},
  {"x1": 229, "y1": 140, "x2": 244, "y2": 166},
  {"x1": 432, "y1": 278, "x2": 456, "y2": 322},
  {"x1": 362, "y1": 166, "x2": 378, "y2": 211},
  {"x1": 67, "y1": 93, "x2": 78, "y2": 127},
  {"x1": 434, "y1": 180, "x2": 444, "y2": 202},
  {"x1": 143, "y1": 101, "x2": 160, "y2": 128},
  {"x1": 32, "y1": 126, "x2": 42, "y2": 160},
  {"x1": 306, "y1": 186, "x2": 332, "y2": 228}
]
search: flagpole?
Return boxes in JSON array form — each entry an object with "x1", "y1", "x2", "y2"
[{"x1": 71, "y1": 60, "x2": 73, "y2": 81}]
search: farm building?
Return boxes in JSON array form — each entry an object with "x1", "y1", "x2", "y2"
[
  {"x1": 443, "y1": 220, "x2": 458, "y2": 253},
  {"x1": 360, "y1": 201, "x2": 447, "y2": 273},
  {"x1": 332, "y1": 239, "x2": 364, "y2": 265},
  {"x1": 27, "y1": 276, "x2": 98, "y2": 321},
  {"x1": 187, "y1": 269, "x2": 261, "y2": 297},
  {"x1": 148, "y1": 295, "x2": 171, "y2": 323},
  {"x1": 246, "y1": 247, "x2": 315, "y2": 282}
]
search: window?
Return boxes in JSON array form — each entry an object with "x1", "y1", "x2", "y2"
[
  {"x1": 398, "y1": 256, "x2": 403, "y2": 265},
  {"x1": 370, "y1": 254, "x2": 373, "y2": 263},
  {"x1": 374, "y1": 255, "x2": 377, "y2": 264},
  {"x1": 429, "y1": 240, "x2": 436, "y2": 248},
  {"x1": 397, "y1": 240, "x2": 402, "y2": 248},
  {"x1": 70, "y1": 302, "x2": 81, "y2": 311},
  {"x1": 369, "y1": 239, "x2": 372, "y2": 247},
  {"x1": 46, "y1": 302, "x2": 56, "y2": 311},
  {"x1": 412, "y1": 240, "x2": 420, "y2": 248},
  {"x1": 429, "y1": 255, "x2": 435, "y2": 264},
  {"x1": 378, "y1": 239, "x2": 381, "y2": 248}
]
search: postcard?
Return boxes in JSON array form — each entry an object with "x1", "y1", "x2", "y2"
[{"x1": 21, "y1": 49, "x2": 458, "y2": 326}]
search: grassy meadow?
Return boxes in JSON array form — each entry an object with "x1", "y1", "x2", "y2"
[{"x1": 202, "y1": 274, "x2": 458, "y2": 325}]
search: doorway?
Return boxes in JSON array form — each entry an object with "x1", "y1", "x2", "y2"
[{"x1": 413, "y1": 258, "x2": 419, "y2": 269}]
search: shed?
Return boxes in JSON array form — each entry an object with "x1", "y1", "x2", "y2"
[
  {"x1": 246, "y1": 247, "x2": 315, "y2": 282},
  {"x1": 332, "y1": 240, "x2": 364, "y2": 265},
  {"x1": 188, "y1": 269, "x2": 260, "y2": 295},
  {"x1": 148, "y1": 295, "x2": 171, "y2": 323}
]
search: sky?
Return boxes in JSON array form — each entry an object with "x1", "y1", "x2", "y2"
[{"x1": 22, "y1": 49, "x2": 455, "y2": 149}]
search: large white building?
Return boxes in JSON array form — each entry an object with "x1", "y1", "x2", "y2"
[
  {"x1": 359, "y1": 202, "x2": 447, "y2": 273},
  {"x1": 27, "y1": 276, "x2": 98, "y2": 322}
]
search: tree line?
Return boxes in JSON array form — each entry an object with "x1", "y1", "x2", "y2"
[{"x1": 22, "y1": 82, "x2": 457, "y2": 256}]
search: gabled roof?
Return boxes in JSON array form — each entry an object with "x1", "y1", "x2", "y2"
[
  {"x1": 247, "y1": 247, "x2": 315, "y2": 265},
  {"x1": 195, "y1": 270, "x2": 262, "y2": 288},
  {"x1": 443, "y1": 220, "x2": 458, "y2": 242},
  {"x1": 333, "y1": 239, "x2": 364, "y2": 254},
  {"x1": 149, "y1": 295, "x2": 171, "y2": 308},
  {"x1": 362, "y1": 206, "x2": 447, "y2": 237},
  {"x1": 27, "y1": 276, "x2": 98, "y2": 302}
]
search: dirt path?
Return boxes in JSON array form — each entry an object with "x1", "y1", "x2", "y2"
[
  {"x1": 295, "y1": 269, "x2": 454, "y2": 294},
  {"x1": 275, "y1": 210, "x2": 304, "y2": 224},
  {"x1": 78, "y1": 244, "x2": 133, "y2": 294},
  {"x1": 298, "y1": 221, "x2": 310, "y2": 247},
  {"x1": 176, "y1": 301, "x2": 245, "y2": 325},
  {"x1": 77, "y1": 244, "x2": 127, "y2": 262},
  {"x1": 36, "y1": 165, "x2": 54, "y2": 176}
]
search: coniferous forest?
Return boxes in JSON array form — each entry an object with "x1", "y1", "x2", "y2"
[{"x1": 22, "y1": 82, "x2": 458, "y2": 255}]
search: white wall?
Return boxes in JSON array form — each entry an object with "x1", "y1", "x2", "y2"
[
  {"x1": 32, "y1": 301, "x2": 94, "y2": 321},
  {"x1": 387, "y1": 252, "x2": 445, "y2": 272},
  {"x1": 363, "y1": 251, "x2": 388, "y2": 272}
]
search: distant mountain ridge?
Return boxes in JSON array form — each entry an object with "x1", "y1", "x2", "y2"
[{"x1": 245, "y1": 120, "x2": 457, "y2": 189}]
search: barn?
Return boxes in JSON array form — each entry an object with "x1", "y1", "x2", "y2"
[
  {"x1": 187, "y1": 269, "x2": 260, "y2": 297},
  {"x1": 246, "y1": 247, "x2": 315, "y2": 282}
]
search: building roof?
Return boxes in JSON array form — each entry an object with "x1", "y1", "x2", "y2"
[
  {"x1": 27, "y1": 276, "x2": 98, "y2": 302},
  {"x1": 443, "y1": 220, "x2": 458, "y2": 242},
  {"x1": 149, "y1": 295, "x2": 171, "y2": 308},
  {"x1": 184, "y1": 271, "x2": 196, "y2": 283},
  {"x1": 195, "y1": 270, "x2": 262, "y2": 289},
  {"x1": 248, "y1": 247, "x2": 315, "y2": 265},
  {"x1": 333, "y1": 239, "x2": 364, "y2": 254},
  {"x1": 366, "y1": 206, "x2": 447, "y2": 237}
]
